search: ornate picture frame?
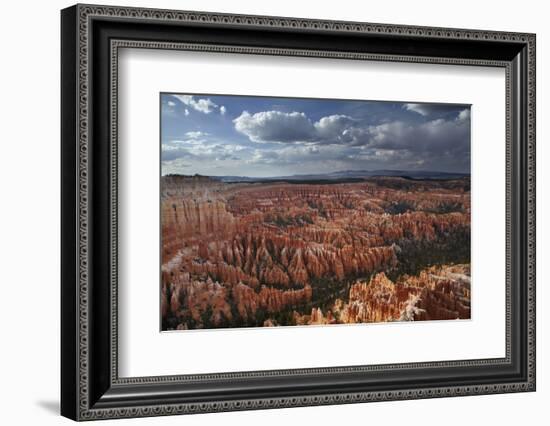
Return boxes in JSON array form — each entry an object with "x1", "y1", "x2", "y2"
[{"x1": 61, "y1": 4, "x2": 535, "y2": 421}]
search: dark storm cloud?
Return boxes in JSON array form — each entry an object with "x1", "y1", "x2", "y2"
[
  {"x1": 343, "y1": 112, "x2": 471, "y2": 155},
  {"x1": 233, "y1": 108, "x2": 470, "y2": 154},
  {"x1": 403, "y1": 102, "x2": 468, "y2": 117}
]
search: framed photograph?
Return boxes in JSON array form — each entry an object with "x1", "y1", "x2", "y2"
[{"x1": 61, "y1": 4, "x2": 536, "y2": 421}]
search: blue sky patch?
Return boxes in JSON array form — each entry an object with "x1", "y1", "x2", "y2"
[{"x1": 161, "y1": 93, "x2": 470, "y2": 177}]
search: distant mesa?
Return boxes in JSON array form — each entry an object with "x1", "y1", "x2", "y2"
[{"x1": 163, "y1": 169, "x2": 470, "y2": 184}]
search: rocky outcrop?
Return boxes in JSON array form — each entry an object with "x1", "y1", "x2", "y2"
[
  {"x1": 232, "y1": 282, "x2": 312, "y2": 320},
  {"x1": 165, "y1": 231, "x2": 398, "y2": 291},
  {"x1": 337, "y1": 273, "x2": 406, "y2": 323},
  {"x1": 162, "y1": 198, "x2": 235, "y2": 239},
  {"x1": 161, "y1": 177, "x2": 471, "y2": 330},
  {"x1": 411, "y1": 265, "x2": 471, "y2": 320},
  {"x1": 333, "y1": 264, "x2": 470, "y2": 324}
]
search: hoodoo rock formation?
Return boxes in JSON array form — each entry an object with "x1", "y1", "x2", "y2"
[{"x1": 161, "y1": 175, "x2": 471, "y2": 330}]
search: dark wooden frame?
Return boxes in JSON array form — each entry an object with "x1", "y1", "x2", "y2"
[{"x1": 61, "y1": 4, "x2": 536, "y2": 421}]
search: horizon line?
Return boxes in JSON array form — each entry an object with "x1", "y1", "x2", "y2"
[{"x1": 161, "y1": 169, "x2": 471, "y2": 179}]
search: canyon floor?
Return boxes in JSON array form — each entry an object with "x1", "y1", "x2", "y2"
[{"x1": 161, "y1": 174, "x2": 471, "y2": 330}]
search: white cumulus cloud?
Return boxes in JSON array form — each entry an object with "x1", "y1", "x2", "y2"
[
  {"x1": 185, "y1": 131, "x2": 207, "y2": 139},
  {"x1": 234, "y1": 111, "x2": 317, "y2": 143},
  {"x1": 173, "y1": 95, "x2": 218, "y2": 114},
  {"x1": 458, "y1": 108, "x2": 470, "y2": 121},
  {"x1": 233, "y1": 111, "x2": 357, "y2": 144}
]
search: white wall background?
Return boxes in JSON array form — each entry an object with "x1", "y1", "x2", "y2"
[{"x1": 0, "y1": 0, "x2": 546, "y2": 424}]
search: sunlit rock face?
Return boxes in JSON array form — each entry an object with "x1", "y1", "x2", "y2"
[
  {"x1": 333, "y1": 264, "x2": 470, "y2": 325},
  {"x1": 161, "y1": 175, "x2": 471, "y2": 330}
]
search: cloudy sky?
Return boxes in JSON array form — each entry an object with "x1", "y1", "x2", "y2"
[{"x1": 161, "y1": 93, "x2": 471, "y2": 177}]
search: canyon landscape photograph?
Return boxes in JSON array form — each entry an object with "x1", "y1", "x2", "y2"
[{"x1": 160, "y1": 93, "x2": 471, "y2": 331}]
